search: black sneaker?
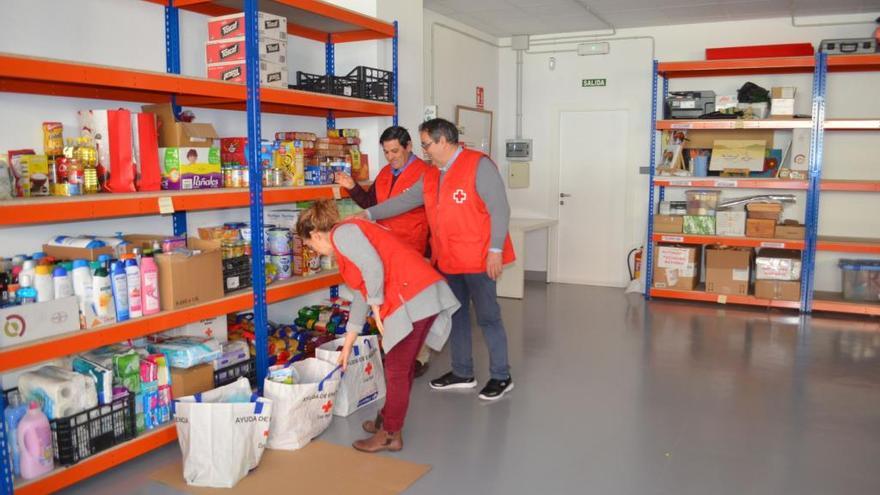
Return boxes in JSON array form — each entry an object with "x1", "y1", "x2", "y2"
[
  {"x1": 429, "y1": 371, "x2": 476, "y2": 390},
  {"x1": 478, "y1": 377, "x2": 514, "y2": 401}
]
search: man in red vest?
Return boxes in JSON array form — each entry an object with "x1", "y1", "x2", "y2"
[
  {"x1": 362, "y1": 118, "x2": 515, "y2": 401},
  {"x1": 335, "y1": 126, "x2": 434, "y2": 377}
]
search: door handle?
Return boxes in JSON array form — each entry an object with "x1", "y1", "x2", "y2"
[{"x1": 560, "y1": 193, "x2": 572, "y2": 198}]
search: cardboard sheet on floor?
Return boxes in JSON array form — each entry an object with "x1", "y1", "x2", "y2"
[{"x1": 149, "y1": 440, "x2": 431, "y2": 494}]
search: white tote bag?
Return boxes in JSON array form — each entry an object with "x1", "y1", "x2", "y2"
[
  {"x1": 263, "y1": 358, "x2": 342, "y2": 450},
  {"x1": 174, "y1": 378, "x2": 273, "y2": 488},
  {"x1": 315, "y1": 335, "x2": 386, "y2": 417}
]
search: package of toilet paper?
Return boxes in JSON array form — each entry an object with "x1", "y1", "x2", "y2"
[{"x1": 18, "y1": 366, "x2": 99, "y2": 420}]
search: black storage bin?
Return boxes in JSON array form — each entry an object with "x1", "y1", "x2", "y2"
[
  {"x1": 345, "y1": 66, "x2": 393, "y2": 102},
  {"x1": 222, "y1": 255, "x2": 252, "y2": 294},
  {"x1": 214, "y1": 358, "x2": 257, "y2": 387},
  {"x1": 295, "y1": 71, "x2": 331, "y2": 93}
]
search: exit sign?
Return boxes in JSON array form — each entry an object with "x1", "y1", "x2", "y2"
[{"x1": 582, "y1": 78, "x2": 606, "y2": 87}]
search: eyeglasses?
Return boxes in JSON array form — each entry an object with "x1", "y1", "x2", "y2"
[{"x1": 420, "y1": 141, "x2": 433, "y2": 150}]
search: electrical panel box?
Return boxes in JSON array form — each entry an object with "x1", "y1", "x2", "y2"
[
  {"x1": 505, "y1": 139, "x2": 532, "y2": 161},
  {"x1": 508, "y1": 162, "x2": 529, "y2": 189}
]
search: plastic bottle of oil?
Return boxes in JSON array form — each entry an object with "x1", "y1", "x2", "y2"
[{"x1": 77, "y1": 138, "x2": 99, "y2": 194}]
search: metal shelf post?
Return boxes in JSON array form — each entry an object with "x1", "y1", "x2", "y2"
[
  {"x1": 644, "y1": 60, "x2": 660, "y2": 298},
  {"x1": 800, "y1": 52, "x2": 827, "y2": 313},
  {"x1": 393, "y1": 20, "x2": 399, "y2": 126},
  {"x1": 245, "y1": 0, "x2": 269, "y2": 390},
  {"x1": 326, "y1": 34, "x2": 336, "y2": 130},
  {"x1": 165, "y1": 2, "x2": 187, "y2": 235},
  {"x1": 1, "y1": 391, "x2": 10, "y2": 495}
]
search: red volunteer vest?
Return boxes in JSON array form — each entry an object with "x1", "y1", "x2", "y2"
[
  {"x1": 423, "y1": 148, "x2": 515, "y2": 274},
  {"x1": 373, "y1": 157, "x2": 430, "y2": 254},
  {"x1": 331, "y1": 219, "x2": 444, "y2": 320}
]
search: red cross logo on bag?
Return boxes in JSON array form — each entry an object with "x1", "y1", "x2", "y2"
[
  {"x1": 322, "y1": 400, "x2": 333, "y2": 413},
  {"x1": 263, "y1": 429, "x2": 269, "y2": 437},
  {"x1": 453, "y1": 189, "x2": 467, "y2": 204},
  {"x1": 365, "y1": 362, "x2": 373, "y2": 375}
]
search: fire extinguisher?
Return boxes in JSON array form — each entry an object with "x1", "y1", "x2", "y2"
[{"x1": 628, "y1": 246, "x2": 643, "y2": 281}]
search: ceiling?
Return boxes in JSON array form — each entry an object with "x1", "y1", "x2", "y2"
[{"x1": 424, "y1": 0, "x2": 880, "y2": 37}]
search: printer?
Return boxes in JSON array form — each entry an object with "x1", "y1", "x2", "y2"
[{"x1": 665, "y1": 90, "x2": 716, "y2": 119}]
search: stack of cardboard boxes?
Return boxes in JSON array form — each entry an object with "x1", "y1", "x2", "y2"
[
  {"x1": 754, "y1": 249, "x2": 802, "y2": 301},
  {"x1": 142, "y1": 104, "x2": 221, "y2": 190},
  {"x1": 206, "y1": 12, "x2": 288, "y2": 88}
]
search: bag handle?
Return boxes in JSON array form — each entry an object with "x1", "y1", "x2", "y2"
[
  {"x1": 318, "y1": 365, "x2": 343, "y2": 392},
  {"x1": 352, "y1": 344, "x2": 360, "y2": 357},
  {"x1": 254, "y1": 400, "x2": 264, "y2": 415}
]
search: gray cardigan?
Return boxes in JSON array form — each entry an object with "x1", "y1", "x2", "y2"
[{"x1": 332, "y1": 223, "x2": 461, "y2": 352}]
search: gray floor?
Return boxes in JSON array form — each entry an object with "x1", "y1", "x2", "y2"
[{"x1": 61, "y1": 282, "x2": 880, "y2": 495}]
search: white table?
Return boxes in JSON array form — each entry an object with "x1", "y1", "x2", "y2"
[{"x1": 497, "y1": 217, "x2": 558, "y2": 299}]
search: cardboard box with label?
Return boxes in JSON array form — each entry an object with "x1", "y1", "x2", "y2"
[
  {"x1": 653, "y1": 244, "x2": 701, "y2": 291},
  {"x1": 142, "y1": 104, "x2": 219, "y2": 148},
  {"x1": 166, "y1": 316, "x2": 228, "y2": 343},
  {"x1": 206, "y1": 60, "x2": 288, "y2": 88},
  {"x1": 160, "y1": 147, "x2": 222, "y2": 190},
  {"x1": 790, "y1": 128, "x2": 811, "y2": 172},
  {"x1": 715, "y1": 210, "x2": 746, "y2": 237},
  {"x1": 755, "y1": 248, "x2": 802, "y2": 281},
  {"x1": 0, "y1": 297, "x2": 80, "y2": 348},
  {"x1": 654, "y1": 215, "x2": 684, "y2": 234},
  {"x1": 126, "y1": 235, "x2": 224, "y2": 311},
  {"x1": 746, "y1": 218, "x2": 776, "y2": 238},
  {"x1": 755, "y1": 280, "x2": 801, "y2": 301},
  {"x1": 775, "y1": 221, "x2": 805, "y2": 240},
  {"x1": 170, "y1": 363, "x2": 215, "y2": 399},
  {"x1": 205, "y1": 36, "x2": 287, "y2": 65},
  {"x1": 705, "y1": 247, "x2": 753, "y2": 295},
  {"x1": 683, "y1": 215, "x2": 715, "y2": 235},
  {"x1": 207, "y1": 12, "x2": 287, "y2": 42}
]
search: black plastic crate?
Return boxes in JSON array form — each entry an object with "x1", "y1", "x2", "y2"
[
  {"x1": 214, "y1": 357, "x2": 257, "y2": 387},
  {"x1": 295, "y1": 71, "x2": 331, "y2": 93},
  {"x1": 223, "y1": 255, "x2": 252, "y2": 294},
  {"x1": 346, "y1": 66, "x2": 393, "y2": 102},
  {"x1": 330, "y1": 74, "x2": 359, "y2": 98},
  {"x1": 4, "y1": 388, "x2": 136, "y2": 466}
]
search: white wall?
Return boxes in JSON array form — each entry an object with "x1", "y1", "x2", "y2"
[
  {"x1": 491, "y1": 13, "x2": 880, "y2": 290},
  {"x1": 0, "y1": 0, "x2": 422, "y2": 315}
]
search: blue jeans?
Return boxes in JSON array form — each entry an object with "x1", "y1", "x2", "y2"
[{"x1": 443, "y1": 272, "x2": 511, "y2": 381}]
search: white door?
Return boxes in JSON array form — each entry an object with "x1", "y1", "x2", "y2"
[{"x1": 555, "y1": 110, "x2": 629, "y2": 287}]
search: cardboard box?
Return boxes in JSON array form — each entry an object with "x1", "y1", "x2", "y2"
[
  {"x1": 790, "y1": 128, "x2": 811, "y2": 171},
  {"x1": 715, "y1": 210, "x2": 746, "y2": 237},
  {"x1": 775, "y1": 221, "x2": 805, "y2": 240},
  {"x1": 755, "y1": 248, "x2": 802, "y2": 281},
  {"x1": 654, "y1": 215, "x2": 683, "y2": 234},
  {"x1": 653, "y1": 244, "x2": 700, "y2": 291},
  {"x1": 126, "y1": 235, "x2": 224, "y2": 311},
  {"x1": 142, "y1": 104, "x2": 219, "y2": 148},
  {"x1": 207, "y1": 12, "x2": 287, "y2": 42},
  {"x1": 771, "y1": 87, "x2": 797, "y2": 99},
  {"x1": 206, "y1": 60, "x2": 288, "y2": 88},
  {"x1": 770, "y1": 98, "x2": 795, "y2": 117},
  {"x1": 0, "y1": 297, "x2": 80, "y2": 348},
  {"x1": 683, "y1": 215, "x2": 715, "y2": 235},
  {"x1": 205, "y1": 36, "x2": 287, "y2": 65},
  {"x1": 755, "y1": 280, "x2": 801, "y2": 301},
  {"x1": 166, "y1": 316, "x2": 228, "y2": 342},
  {"x1": 746, "y1": 218, "x2": 776, "y2": 238},
  {"x1": 42, "y1": 243, "x2": 121, "y2": 262},
  {"x1": 170, "y1": 363, "x2": 215, "y2": 399},
  {"x1": 160, "y1": 147, "x2": 222, "y2": 190},
  {"x1": 705, "y1": 247, "x2": 752, "y2": 295},
  {"x1": 746, "y1": 202, "x2": 783, "y2": 219},
  {"x1": 17, "y1": 155, "x2": 50, "y2": 197}
]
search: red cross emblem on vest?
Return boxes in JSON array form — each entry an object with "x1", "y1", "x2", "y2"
[
  {"x1": 365, "y1": 362, "x2": 373, "y2": 375},
  {"x1": 453, "y1": 189, "x2": 467, "y2": 203},
  {"x1": 322, "y1": 400, "x2": 333, "y2": 413}
]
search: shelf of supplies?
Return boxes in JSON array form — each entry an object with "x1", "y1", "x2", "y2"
[
  {"x1": 653, "y1": 178, "x2": 809, "y2": 189},
  {"x1": 812, "y1": 291, "x2": 880, "y2": 317},
  {"x1": 144, "y1": 0, "x2": 394, "y2": 42},
  {"x1": 0, "y1": 271, "x2": 342, "y2": 373},
  {"x1": 821, "y1": 180, "x2": 880, "y2": 192},
  {"x1": 14, "y1": 424, "x2": 177, "y2": 495},
  {"x1": 826, "y1": 53, "x2": 880, "y2": 73},
  {"x1": 656, "y1": 119, "x2": 812, "y2": 130},
  {"x1": 657, "y1": 56, "x2": 816, "y2": 78},
  {"x1": 823, "y1": 119, "x2": 880, "y2": 130},
  {"x1": 817, "y1": 236, "x2": 880, "y2": 254},
  {"x1": 653, "y1": 233, "x2": 805, "y2": 250},
  {"x1": 0, "y1": 185, "x2": 350, "y2": 227},
  {"x1": 0, "y1": 53, "x2": 395, "y2": 118},
  {"x1": 650, "y1": 287, "x2": 801, "y2": 310}
]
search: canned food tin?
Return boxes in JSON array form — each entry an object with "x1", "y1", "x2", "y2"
[
  {"x1": 268, "y1": 228, "x2": 291, "y2": 255},
  {"x1": 271, "y1": 254, "x2": 292, "y2": 280}
]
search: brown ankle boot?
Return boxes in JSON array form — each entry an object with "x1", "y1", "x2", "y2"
[
  {"x1": 362, "y1": 413, "x2": 383, "y2": 434},
  {"x1": 352, "y1": 430, "x2": 403, "y2": 453}
]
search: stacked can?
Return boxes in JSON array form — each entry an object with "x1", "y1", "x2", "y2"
[{"x1": 267, "y1": 228, "x2": 292, "y2": 280}]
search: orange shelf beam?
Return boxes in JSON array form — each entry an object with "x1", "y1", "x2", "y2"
[
  {"x1": 653, "y1": 178, "x2": 809, "y2": 190},
  {"x1": 824, "y1": 119, "x2": 880, "y2": 130},
  {"x1": 0, "y1": 272, "x2": 342, "y2": 373},
  {"x1": 826, "y1": 54, "x2": 880, "y2": 73},
  {"x1": 650, "y1": 288, "x2": 801, "y2": 310},
  {"x1": 816, "y1": 236, "x2": 880, "y2": 254},
  {"x1": 656, "y1": 119, "x2": 812, "y2": 130},
  {"x1": 657, "y1": 56, "x2": 816, "y2": 78},
  {"x1": 812, "y1": 292, "x2": 880, "y2": 317},
  {"x1": 0, "y1": 185, "x2": 353, "y2": 227},
  {"x1": 821, "y1": 180, "x2": 880, "y2": 192},
  {"x1": 15, "y1": 424, "x2": 178, "y2": 495},
  {"x1": 653, "y1": 233, "x2": 805, "y2": 250}
]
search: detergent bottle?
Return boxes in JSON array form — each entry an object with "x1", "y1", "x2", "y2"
[{"x1": 18, "y1": 402, "x2": 54, "y2": 479}]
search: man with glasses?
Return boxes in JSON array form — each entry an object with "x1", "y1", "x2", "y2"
[{"x1": 361, "y1": 118, "x2": 515, "y2": 401}]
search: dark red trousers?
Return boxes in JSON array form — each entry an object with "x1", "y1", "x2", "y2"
[{"x1": 381, "y1": 314, "x2": 436, "y2": 432}]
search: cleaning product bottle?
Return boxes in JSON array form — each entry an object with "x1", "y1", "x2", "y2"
[
  {"x1": 110, "y1": 261, "x2": 129, "y2": 322},
  {"x1": 52, "y1": 266, "x2": 74, "y2": 299},
  {"x1": 20, "y1": 259, "x2": 36, "y2": 284},
  {"x1": 5, "y1": 399, "x2": 28, "y2": 477},
  {"x1": 33, "y1": 265, "x2": 54, "y2": 302},
  {"x1": 97, "y1": 254, "x2": 112, "y2": 272},
  {"x1": 16, "y1": 275, "x2": 37, "y2": 304},
  {"x1": 18, "y1": 402, "x2": 54, "y2": 480},
  {"x1": 91, "y1": 267, "x2": 113, "y2": 320},
  {"x1": 123, "y1": 255, "x2": 142, "y2": 318},
  {"x1": 140, "y1": 253, "x2": 160, "y2": 315}
]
